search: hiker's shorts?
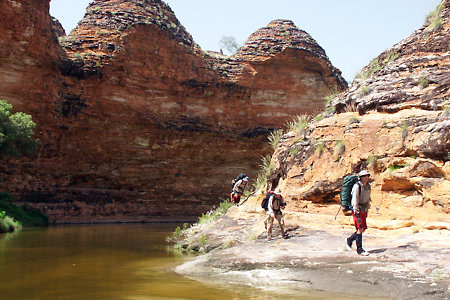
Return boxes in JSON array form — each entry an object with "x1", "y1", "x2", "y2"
[
  {"x1": 352, "y1": 211, "x2": 367, "y2": 230},
  {"x1": 231, "y1": 192, "x2": 241, "y2": 204}
]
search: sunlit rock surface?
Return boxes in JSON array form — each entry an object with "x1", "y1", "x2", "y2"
[{"x1": 0, "y1": 0, "x2": 345, "y2": 222}]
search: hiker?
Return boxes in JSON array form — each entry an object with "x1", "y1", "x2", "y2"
[
  {"x1": 231, "y1": 176, "x2": 249, "y2": 204},
  {"x1": 346, "y1": 170, "x2": 371, "y2": 256},
  {"x1": 266, "y1": 190, "x2": 288, "y2": 241}
]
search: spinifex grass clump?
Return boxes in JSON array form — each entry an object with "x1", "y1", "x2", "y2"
[
  {"x1": 286, "y1": 114, "x2": 310, "y2": 135},
  {"x1": 198, "y1": 200, "x2": 233, "y2": 225},
  {"x1": 171, "y1": 199, "x2": 233, "y2": 240},
  {"x1": 268, "y1": 129, "x2": 282, "y2": 149}
]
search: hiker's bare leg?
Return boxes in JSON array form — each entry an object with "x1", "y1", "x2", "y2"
[
  {"x1": 276, "y1": 214, "x2": 285, "y2": 236},
  {"x1": 267, "y1": 215, "x2": 274, "y2": 239}
]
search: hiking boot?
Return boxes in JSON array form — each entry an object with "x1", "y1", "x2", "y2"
[
  {"x1": 358, "y1": 250, "x2": 370, "y2": 256},
  {"x1": 346, "y1": 232, "x2": 356, "y2": 251},
  {"x1": 283, "y1": 233, "x2": 290, "y2": 239},
  {"x1": 267, "y1": 237, "x2": 271, "y2": 241},
  {"x1": 346, "y1": 238, "x2": 353, "y2": 251}
]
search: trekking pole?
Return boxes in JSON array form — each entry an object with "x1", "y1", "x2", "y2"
[
  {"x1": 334, "y1": 205, "x2": 341, "y2": 220},
  {"x1": 238, "y1": 191, "x2": 256, "y2": 206}
]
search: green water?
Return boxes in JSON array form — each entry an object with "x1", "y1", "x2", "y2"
[{"x1": 0, "y1": 224, "x2": 347, "y2": 299}]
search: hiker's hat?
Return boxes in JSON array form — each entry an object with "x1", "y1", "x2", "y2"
[
  {"x1": 274, "y1": 188, "x2": 282, "y2": 195},
  {"x1": 243, "y1": 177, "x2": 249, "y2": 181},
  {"x1": 359, "y1": 170, "x2": 370, "y2": 177}
]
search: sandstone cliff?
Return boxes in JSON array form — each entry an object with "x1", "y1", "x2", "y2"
[
  {"x1": 264, "y1": 0, "x2": 449, "y2": 230},
  {"x1": 0, "y1": 0, "x2": 345, "y2": 222}
]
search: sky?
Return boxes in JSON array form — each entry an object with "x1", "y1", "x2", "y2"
[{"x1": 50, "y1": 0, "x2": 441, "y2": 82}]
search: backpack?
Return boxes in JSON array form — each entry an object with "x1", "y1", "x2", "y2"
[
  {"x1": 231, "y1": 173, "x2": 247, "y2": 187},
  {"x1": 340, "y1": 175, "x2": 360, "y2": 212},
  {"x1": 261, "y1": 190, "x2": 275, "y2": 211}
]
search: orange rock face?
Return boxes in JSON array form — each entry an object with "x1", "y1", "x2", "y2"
[
  {"x1": 269, "y1": 0, "x2": 449, "y2": 230},
  {"x1": 0, "y1": 0, "x2": 346, "y2": 222}
]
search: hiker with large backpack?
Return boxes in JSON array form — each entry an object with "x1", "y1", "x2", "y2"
[
  {"x1": 345, "y1": 170, "x2": 372, "y2": 256},
  {"x1": 230, "y1": 175, "x2": 249, "y2": 205},
  {"x1": 263, "y1": 189, "x2": 289, "y2": 241}
]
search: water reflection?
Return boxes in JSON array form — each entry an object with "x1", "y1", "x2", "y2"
[{"x1": 0, "y1": 224, "x2": 350, "y2": 299}]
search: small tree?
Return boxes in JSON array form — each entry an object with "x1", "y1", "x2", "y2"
[
  {"x1": 0, "y1": 100, "x2": 39, "y2": 159},
  {"x1": 219, "y1": 35, "x2": 240, "y2": 54}
]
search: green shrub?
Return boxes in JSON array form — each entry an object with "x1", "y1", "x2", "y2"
[
  {"x1": 0, "y1": 193, "x2": 48, "y2": 227},
  {"x1": 0, "y1": 100, "x2": 40, "y2": 159},
  {"x1": 0, "y1": 215, "x2": 21, "y2": 233}
]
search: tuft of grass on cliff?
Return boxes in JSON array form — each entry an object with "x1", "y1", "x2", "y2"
[{"x1": 0, "y1": 192, "x2": 48, "y2": 229}]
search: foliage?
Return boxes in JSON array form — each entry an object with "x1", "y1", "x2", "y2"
[
  {"x1": 290, "y1": 146, "x2": 299, "y2": 157},
  {"x1": 359, "y1": 85, "x2": 371, "y2": 96},
  {"x1": 425, "y1": 2, "x2": 444, "y2": 32},
  {"x1": 344, "y1": 102, "x2": 358, "y2": 113},
  {"x1": 252, "y1": 154, "x2": 274, "y2": 191},
  {"x1": 0, "y1": 193, "x2": 48, "y2": 227},
  {"x1": 323, "y1": 88, "x2": 340, "y2": 105},
  {"x1": 388, "y1": 164, "x2": 407, "y2": 175},
  {"x1": 197, "y1": 199, "x2": 233, "y2": 225},
  {"x1": 198, "y1": 234, "x2": 208, "y2": 245},
  {"x1": 315, "y1": 141, "x2": 325, "y2": 157},
  {"x1": 366, "y1": 154, "x2": 378, "y2": 169},
  {"x1": 285, "y1": 114, "x2": 309, "y2": 135},
  {"x1": 170, "y1": 199, "x2": 232, "y2": 244},
  {"x1": 219, "y1": 35, "x2": 241, "y2": 54},
  {"x1": 348, "y1": 115, "x2": 360, "y2": 125},
  {"x1": 335, "y1": 140, "x2": 345, "y2": 160},
  {"x1": 73, "y1": 53, "x2": 83, "y2": 61},
  {"x1": 268, "y1": 129, "x2": 282, "y2": 149},
  {"x1": 0, "y1": 214, "x2": 21, "y2": 233},
  {"x1": 418, "y1": 76, "x2": 429, "y2": 88},
  {"x1": 313, "y1": 114, "x2": 325, "y2": 122},
  {"x1": 0, "y1": 100, "x2": 40, "y2": 159},
  {"x1": 401, "y1": 121, "x2": 409, "y2": 140},
  {"x1": 356, "y1": 50, "x2": 399, "y2": 81}
]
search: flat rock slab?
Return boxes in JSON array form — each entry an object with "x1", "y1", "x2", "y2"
[{"x1": 175, "y1": 226, "x2": 450, "y2": 299}]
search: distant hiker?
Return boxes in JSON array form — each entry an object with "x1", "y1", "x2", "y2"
[
  {"x1": 265, "y1": 190, "x2": 288, "y2": 241},
  {"x1": 346, "y1": 170, "x2": 371, "y2": 256},
  {"x1": 231, "y1": 176, "x2": 249, "y2": 204}
]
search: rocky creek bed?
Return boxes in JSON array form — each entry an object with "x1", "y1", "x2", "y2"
[{"x1": 173, "y1": 203, "x2": 449, "y2": 299}]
